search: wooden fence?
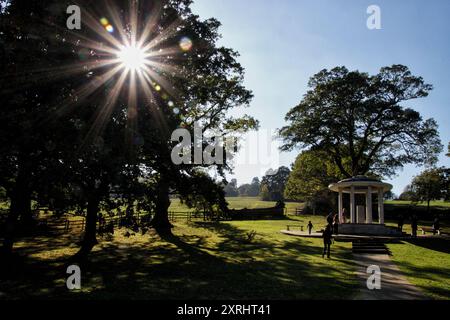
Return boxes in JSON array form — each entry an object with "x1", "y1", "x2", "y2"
[
  {"x1": 27, "y1": 211, "x2": 204, "y2": 234},
  {"x1": 1, "y1": 206, "x2": 299, "y2": 235}
]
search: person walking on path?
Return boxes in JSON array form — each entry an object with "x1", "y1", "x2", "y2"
[
  {"x1": 322, "y1": 223, "x2": 333, "y2": 259},
  {"x1": 432, "y1": 217, "x2": 440, "y2": 235},
  {"x1": 398, "y1": 214, "x2": 404, "y2": 232},
  {"x1": 307, "y1": 221, "x2": 313, "y2": 235},
  {"x1": 341, "y1": 208, "x2": 347, "y2": 224},
  {"x1": 333, "y1": 214, "x2": 339, "y2": 235},
  {"x1": 326, "y1": 212, "x2": 334, "y2": 225},
  {"x1": 411, "y1": 215, "x2": 418, "y2": 238}
]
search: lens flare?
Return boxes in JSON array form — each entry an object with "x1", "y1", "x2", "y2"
[
  {"x1": 179, "y1": 37, "x2": 193, "y2": 52},
  {"x1": 100, "y1": 17, "x2": 109, "y2": 26},
  {"x1": 32, "y1": 4, "x2": 184, "y2": 147},
  {"x1": 105, "y1": 24, "x2": 114, "y2": 33}
]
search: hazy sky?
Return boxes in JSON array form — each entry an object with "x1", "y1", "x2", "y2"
[{"x1": 191, "y1": 0, "x2": 450, "y2": 195}]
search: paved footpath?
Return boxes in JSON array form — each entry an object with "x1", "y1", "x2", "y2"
[{"x1": 353, "y1": 253, "x2": 426, "y2": 300}]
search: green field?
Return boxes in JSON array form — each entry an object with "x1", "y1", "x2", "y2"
[
  {"x1": 169, "y1": 197, "x2": 303, "y2": 213},
  {"x1": 1, "y1": 197, "x2": 449, "y2": 300},
  {"x1": 385, "y1": 200, "x2": 450, "y2": 208},
  {"x1": 3, "y1": 215, "x2": 358, "y2": 299},
  {"x1": 388, "y1": 239, "x2": 450, "y2": 300}
]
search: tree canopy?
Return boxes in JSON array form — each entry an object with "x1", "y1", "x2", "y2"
[
  {"x1": 284, "y1": 150, "x2": 344, "y2": 203},
  {"x1": 260, "y1": 167, "x2": 290, "y2": 201},
  {"x1": 0, "y1": 0, "x2": 257, "y2": 256},
  {"x1": 280, "y1": 65, "x2": 442, "y2": 178},
  {"x1": 410, "y1": 167, "x2": 450, "y2": 211}
]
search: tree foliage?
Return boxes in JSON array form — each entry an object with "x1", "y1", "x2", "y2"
[
  {"x1": 0, "y1": 0, "x2": 257, "y2": 256},
  {"x1": 410, "y1": 167, "x2": 450, "y2": 211},
  {"x1": 260, "y1": 167, "x2": 290, "y2": 201},
  {"x1": 237, "y1": 177, "x2": 260, "y2": 197},
  {"x1": 280, "y1": 65, "x2": 442, "y2": 178},
  {"x1": 223, "y1": 178, "x2": 239, "y2": 197},
  {"x1": 284, "y1": 150, "x2": 344, "y2": 203}
]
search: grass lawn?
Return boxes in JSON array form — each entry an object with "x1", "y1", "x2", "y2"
[
  {"x1": 387, "y1": 238, "x2": 450, "y2": 300},
  {"x1": 169, "y1": 197, "x2": 303, "y2": 214},
  {"x1": 1, "y1": 215, "x2": 357, "y2": 300},
  {"x1": 385, "y1": 200, "x2": 450, "y2": 208},
  {"x1": 384, "y1": 220, "x2": 450, "y2": 235},
  {"x1": 1, "y1": 197, "x2": 449, "y2": 300}
]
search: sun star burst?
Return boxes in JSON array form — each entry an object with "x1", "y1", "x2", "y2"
[
  {"x1": 23, "y1": 2, "x2": 193, "y2": 148},
  {"x1": 117, "y1": 44, "x2": 148, "y2": 71}
]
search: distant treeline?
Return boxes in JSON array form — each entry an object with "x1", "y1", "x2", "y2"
[
  {"x1": 384, "y1": 203, "x2": 450, "y2": 221},
  {"x1": 224, "y1": 167, "x2": 291, "y2": 201}
]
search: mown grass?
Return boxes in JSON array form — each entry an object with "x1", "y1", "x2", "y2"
[
  {"x1": 387, "y1": 239, "x2": 450, "y2": 300},
  {"x1": 2, "y1": 197, "x2": 449, "y2": 300},
  {"x1": 169, "y1": 197, "x2": 303, "y2": 213},
  {"x1": 385, "y1": 200, "x2": 450, "y2": 208},
  {"x1": 384, "y1": 220, "x2": 450, "y2": 235},
  {"x1": 1, "y1": 215, "x2": 357, "y2": 300}
]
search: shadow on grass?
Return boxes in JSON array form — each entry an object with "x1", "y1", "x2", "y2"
[
  {"x1": 388, "y1": 237, "x2": 450, "y2": 300},
  {"x1": 0, "y1": 221, "x2": 357, "y2": 300},
  {"x1": 405, "y1": 237, "x2": 450, "y2": 254},
  {"x1": 392, "y1": 258, "x2": 450, "y2": 299}
]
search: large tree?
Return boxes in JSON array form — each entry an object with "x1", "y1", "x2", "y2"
[
  {"x1": 115, "y1": 0, "x2": 258, "y2": 233},
  {"x1": 410, "y1": 167, "x2": 450, "y2": 212},
  {"x1": 280, "y1": 65, "x2": 442, "y2": 178},
  {"x1": 223, "y1": 179, "x2": 239, "y2": 197},
  {"x1": 284, "y1": 150, "x2": 344, "y2": 204},
  {"x1": 260, "y1": 166, "x2": 290, "y2": 201},
  {"x1": 237, "y1": 177, "x2": 260, "y2": 197},
  {"x1": 0, "y1": 0, "x2": 83, "y2": 254},
  {"x1": 1, "y1": 0, "x2": 258, "y2": 256}
]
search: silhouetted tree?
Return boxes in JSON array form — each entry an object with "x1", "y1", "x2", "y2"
[
  {"x1": 126, "y1": 0, "x2": 258, "y2": 233},
  {"x1": 0, "y1": 0, "x2": 83, "y2": 255}
]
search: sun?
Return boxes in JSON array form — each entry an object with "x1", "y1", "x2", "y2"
[
  {"x1": 44, "y1": 4, "x2": 193, "y2": 145},
  {"x1": 117, "y1": 45, "x2": 147, "y2": 71}
]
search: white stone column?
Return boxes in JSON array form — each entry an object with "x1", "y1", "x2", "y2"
[
  {"x1": 338, "y1": 188, "x2": 343, "y2": 223},
  {"x1": 378, "y1": 187, "x2": 385, "y2": 224},
  {"x1": 366, "y1": 186, "x2": 373, "y2": 224},
  {"x1": 350, "y1": 186, "x2": 355, "y2": 224}
]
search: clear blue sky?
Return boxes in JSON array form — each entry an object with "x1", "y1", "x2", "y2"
[{"x1": 191, "y1": 0, "x2": 450, "y2": 196}]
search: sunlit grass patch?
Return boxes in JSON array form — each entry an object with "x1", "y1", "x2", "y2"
[{"x1": 388, "y1": 239, "x2": 450, "y2": 300}]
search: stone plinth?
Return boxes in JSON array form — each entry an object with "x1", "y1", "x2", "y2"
[{"x1": 339, "y1": 224, "x2": 402, "y2": 236}]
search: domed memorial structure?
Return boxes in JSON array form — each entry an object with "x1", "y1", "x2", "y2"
[{"x1": 329, "y1": 176, "x2": 402, "y2": 236}]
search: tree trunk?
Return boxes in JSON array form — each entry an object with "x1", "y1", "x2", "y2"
[
  {"x1": 73, "y1": 196, "x2": 99, "y2": 259},
  {"x1": 151, "y1": 178, "x2": 173, "y2": 234},
  {"x1": 1, "y1": 166, "x2": 31, "y2": 256},
  {"x1": 19, "y1": 192, "x2": 33, "y2": 228}
]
